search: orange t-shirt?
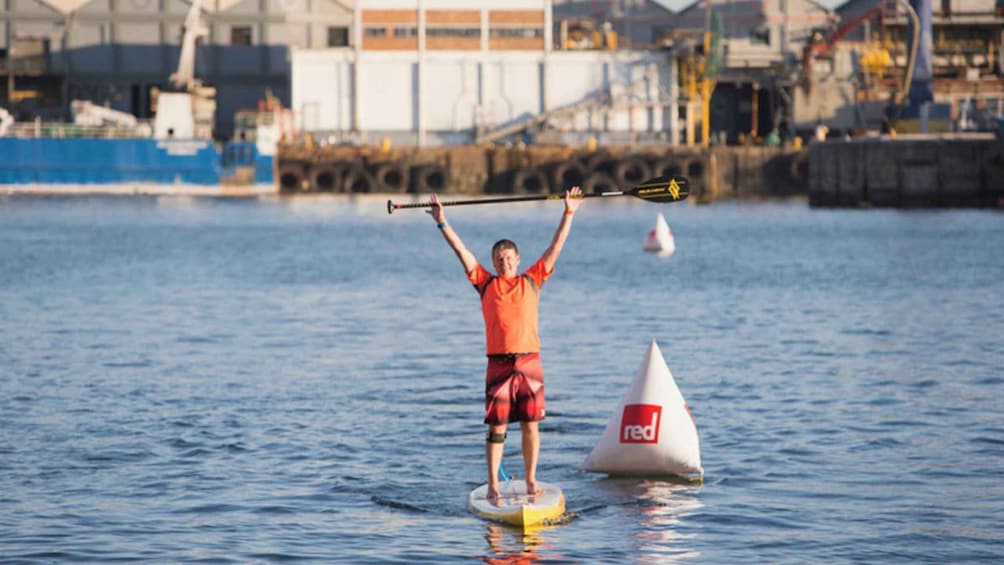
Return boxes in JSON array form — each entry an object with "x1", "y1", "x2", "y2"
[{"x1": 467, "y1": 258, "x2": 553, "y2": 355}]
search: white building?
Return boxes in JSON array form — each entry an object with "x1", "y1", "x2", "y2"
[{"x1": 292, "y1": 0, "x2": 684, "y2": 146}]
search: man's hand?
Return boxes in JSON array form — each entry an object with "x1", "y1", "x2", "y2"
[
  {"x1": 427, "y1": 193, "x2": 477, "y2": 272},
  {"x1": 540, "y1": 186, "x2": 582, "y2": 271},
  {"x1": 565, "y1": 186, "x2": 583, "y2": 214},
  {"x1": 427, "y1": 193, "x2": 446, "y2": 224}
]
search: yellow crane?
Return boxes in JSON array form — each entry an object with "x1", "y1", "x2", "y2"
[{"x1": 676, "y1": 2, "x2": 719, "y2": 147}]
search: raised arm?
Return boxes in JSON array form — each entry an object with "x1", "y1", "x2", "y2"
[
  {"x1": 539, "y1": 186, "x2": 582, "y2": 271},
  {"x1": 428, "y1": 193, "x2": 478, "y2": 274}
]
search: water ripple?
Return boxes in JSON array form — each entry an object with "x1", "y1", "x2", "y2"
[{"x1": 2, "y1": 198, "x2": 1002, "y2": 562}]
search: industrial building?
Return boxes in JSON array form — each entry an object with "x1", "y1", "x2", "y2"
[
  {"x1": 668, "y1": 0, "x2": 836, "y2": 143},
  {"x1": 821, "y1": 0, "x2": 1004, "y2": 132},
  {"x1": 1, "y1": 0, "x2": 351, "y2": 138},
  {"x1": 551, "y1": 0, "x2": 676, "y2": 48},
  {"x1": 291, "y1": 0, "x2": 685, "y2": 147},
  {"x1": 4, "y1": 0, "x2": 1003, "y2": 143}
]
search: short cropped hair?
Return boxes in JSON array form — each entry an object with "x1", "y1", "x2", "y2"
[{"x1": 491, "y1": 239, "x2": 519, "y2": 257}]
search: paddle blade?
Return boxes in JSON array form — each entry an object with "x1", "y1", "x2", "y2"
[{"x1": 628, "y1": 175, "x2": 690, "y2": 203}]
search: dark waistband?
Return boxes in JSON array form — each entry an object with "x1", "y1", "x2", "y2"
[{"x1": 487, "y1": 353, "x2": 533, "y2": 362}]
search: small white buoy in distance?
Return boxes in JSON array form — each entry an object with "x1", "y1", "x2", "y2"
[{"x1": 643, "y1": 213, "x2": 675, "y2": 257}]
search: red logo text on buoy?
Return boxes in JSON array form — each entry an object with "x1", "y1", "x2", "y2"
[{"x1": 620, "y1": 404, "x2": 662, "y2": 444}]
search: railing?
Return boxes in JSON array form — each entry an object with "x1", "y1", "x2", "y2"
[
  {"x1": 3, "y1": 121, "x2": 154, "y2": 139},
  {"x1": 0, "y1": 56, "x2": 49, "y2": 75}
]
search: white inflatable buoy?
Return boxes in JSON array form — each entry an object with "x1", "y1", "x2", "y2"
[
  {"x1": 581, "y1": 340, "x2": 702, "y2": 480},
  {"x1": 643, "y1": 213, "x2": 675, "y2": 257}
]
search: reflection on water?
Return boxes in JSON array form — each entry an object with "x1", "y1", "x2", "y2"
[
  {"x1": 634, "y1": 480, "x2": 703, "y2": 563},
  {"x1": 592, "y1": 478, "x2": 703, "y2": 563},
  {"x1": 483, "y1": 522, "x2": 552, "y2": 565}
]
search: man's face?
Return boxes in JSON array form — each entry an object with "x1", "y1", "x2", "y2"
[{"x1": 492, "y1": 248, "x2": 520, "y2": 278}]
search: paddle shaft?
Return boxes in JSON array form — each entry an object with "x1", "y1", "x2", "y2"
[{"x1": 387, "y1": 191, "x2": 624, "y2": 214}]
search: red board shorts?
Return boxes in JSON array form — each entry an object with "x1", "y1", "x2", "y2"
[{"x1": 484, "y1": 352, "x2": 546, "y2": 425}]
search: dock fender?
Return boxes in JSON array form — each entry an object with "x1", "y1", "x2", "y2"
[
  {"x1": 511, "y1": 166, "x2": 550, "y2": 194},
  {"x1": 686, "y1": 159, "x2": 705, "y2": 180},
  {"x1": 309, "y1": 165, "x2": 342, "y2": 193},
  {"x1": 373, "y1": 161, "x2": 410, "y2": 193},
  {"x1": 582, "y1": 171, "x2": 617, "y2": 195},
  {"x1": 614, "y1": 155, "x2": 652, "y2": 187},
  {"x1": 412, "y1": 164, "x2": 450, "y2": 193},
  {"x1": 650, "y1": 157, "x2": 682, "y2": 180},
  {"x1": 278, "y1": 163, "x2": 308, "y2": 194},
  {"x1": 343, "y1": 165, "x2": 377, "y2": 193},
  {"x1": 551, "y1": 159, "x2": 587, "y2": 191},
  {"x1": 585, "y1": 151, "x2": 615, "y2": 174}
]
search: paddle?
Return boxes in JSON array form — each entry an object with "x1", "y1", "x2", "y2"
[{"x1": 386, "y1": 175, "x2": 690, "y2": 214}]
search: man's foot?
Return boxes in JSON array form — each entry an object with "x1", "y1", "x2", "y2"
[
  {"x1": 525, "y1": 480, "x2": 544, "y2": 498},
  {"x1": 486, "y1": 486, "x2": 501, "y2": 506}
]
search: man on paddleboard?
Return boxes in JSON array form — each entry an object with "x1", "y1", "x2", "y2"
[{"x1": 428, "y1": 187, "x2": 582, "y2": 503}]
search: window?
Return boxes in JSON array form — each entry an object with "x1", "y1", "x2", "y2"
[
  {"x1": 490, "y1": 28, "x2": 543, "y2": 39},
  {"x1": 364, "y1": 27, "x2": 388, "y2": 37},
  {"x1": 393, "y1": 27, "x2": 418, "y2": 37},
  {"x1": 327, "y1": 26, "x2": 349, "y2": 47},
  {"x1": 427, "y1": 27, "x2": 480, "y2": 38},
  {"x1": 750, "y1": 26, "x2": 770, "y2": 46},
  {"x1": 231, "y1": 26, "x2": 252, "y2": 46}
]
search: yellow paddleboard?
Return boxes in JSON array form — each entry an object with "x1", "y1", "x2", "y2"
[{"x1": 469, "y1": 480, "x2": 565, "y2": 528}]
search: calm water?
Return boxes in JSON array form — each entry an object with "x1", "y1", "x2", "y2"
[{"x1": 1, "y1": 194, "x2": 1002, "y2": 563}]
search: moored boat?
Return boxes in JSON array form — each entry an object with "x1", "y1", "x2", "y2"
[{"x1": 0, "y1": 0, "x2": 279, "y2": 193}]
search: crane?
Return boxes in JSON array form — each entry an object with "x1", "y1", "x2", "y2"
[{"x1": 170, "y1": 0, "x2": 208, "y2": 91}]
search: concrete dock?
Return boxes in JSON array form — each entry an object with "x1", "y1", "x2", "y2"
[{"x1": 808, "y1": 134, "x2": 1004, "y2": 208}]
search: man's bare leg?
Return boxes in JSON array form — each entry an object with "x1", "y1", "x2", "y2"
[
  {"x1": 520, "y1": 421, "x2": 542, "y2": 495},
  {"x1": 486, "y1": 424, "x2": 506, "y2": 504}
]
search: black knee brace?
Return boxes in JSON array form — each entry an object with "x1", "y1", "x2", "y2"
[{"x1": 486, "y1": 430, "x2": 507, "y2": 444}]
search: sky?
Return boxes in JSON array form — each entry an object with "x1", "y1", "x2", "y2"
[{"x1": 651, "y1": 0, "x2": 844, "y2": 12}]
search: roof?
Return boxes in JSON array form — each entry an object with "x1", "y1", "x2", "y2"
[
  {"x1": 674, "y1": 0, "x2": 834, "y2": 21},
  {"x1": 37, "y1": 0, "x2": 352, "y2": 15},
  {"x1": 552, "y1": 0, "x2": 675, "y2": 23},
  {"x1": 672, "y1": 0, "x2": 835, "y2": 33}
]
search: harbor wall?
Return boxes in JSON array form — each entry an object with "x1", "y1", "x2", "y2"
[
  {"x1": 709, "y1": 146, "x2": 808, "y2": 199},
  {"x1": 808, "y1": 135, "x2": 1004, "y2": 207},
  {"x1": 274, "y1": 141, "x2": 806, "y2": 201}
]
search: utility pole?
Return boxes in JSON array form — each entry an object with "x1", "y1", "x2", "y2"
[
  {"x1": 6, "y1": 43, "x2": 13, "y2": 107},
  {"x1": 6, "y1": 13, "x2": 13, "y2": 107},
  {"x1": 61, "y1": 13, "x2": 75, "y2": 120},
  {"x1": 701, "y1": 0, "x2": 714, "y2": 147}
]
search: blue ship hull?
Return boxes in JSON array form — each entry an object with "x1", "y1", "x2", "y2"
[{"x1": 0, "y1": 138, "x2": 273, "y2": 185}]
